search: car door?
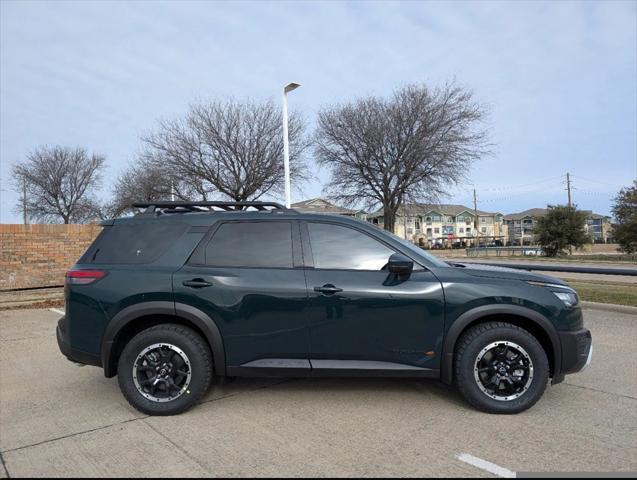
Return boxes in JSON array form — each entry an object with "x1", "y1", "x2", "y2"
[
  {"x1": 302, "y1": 220, "x2": 445, "y2": 373},
  {"x1": 173, "y1": 220, "x2": 310, "y2": 373}
]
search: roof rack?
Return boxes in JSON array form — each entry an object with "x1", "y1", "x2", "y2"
[{"x1": 133, "y1": 201, "x2": 293, "y2": 215}]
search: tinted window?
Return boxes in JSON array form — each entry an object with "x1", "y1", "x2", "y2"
[
  {"x1": 89, "y1": 223, "x2": 188, "y2": 264},
  {"x1": 307, "y1": 222, "x2": 394, "y2": 270},
  {"x1": 205, "y1": 222, "x2": 293, "y2": 268}
]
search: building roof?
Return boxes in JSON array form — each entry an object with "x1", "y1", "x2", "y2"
[
  {"x1": 367, "y1": 203, "x2": 501, "y2": 219},
  {"x1": 581, "y1": 210, "x2": 609, "y2": 220},
  {"x1": 291, "y1": 198, "x2": 358, "y2": 215},
  {"x1": 503, "y1": 208, "x2": 549, "y2": 221},
  {"x1": 504, "y1": 208, "x2": 609, "y2": 221}
]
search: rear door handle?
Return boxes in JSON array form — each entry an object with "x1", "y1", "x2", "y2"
[
  {"x1": 182, "y1": 278, "x2": 213, "y2": 289},
  {"x1": 314, "y1": 284, "x2": 343, "y2": 295}
]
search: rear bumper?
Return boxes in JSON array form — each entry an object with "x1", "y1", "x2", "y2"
[
  {"x1": 558, "y1": 328, "x2": 592, "y2": 375},
  {"x1": 56, "y1": 316, "x2": 101, "y2": 367}
]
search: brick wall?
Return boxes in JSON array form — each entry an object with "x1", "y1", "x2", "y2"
[{"x1": 0, "y1": 224, "x2": 102, "y2": 290}]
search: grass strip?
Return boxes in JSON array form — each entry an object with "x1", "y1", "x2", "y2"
[{"x1": 564, "y1": 280, "x2": 637, "y2": 307}]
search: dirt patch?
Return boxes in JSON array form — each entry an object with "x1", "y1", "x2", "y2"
[{"x1": 0, "y1": 287, "x2": 64, "y2": 311}]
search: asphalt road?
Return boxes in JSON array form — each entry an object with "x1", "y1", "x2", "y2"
[{"x1": 0, "y1": 307, "x2": 635, "y2": 477}]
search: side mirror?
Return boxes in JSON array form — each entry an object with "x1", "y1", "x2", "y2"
[{"x1": 387, "y1": 253, "x2": 414, "y2": 276}]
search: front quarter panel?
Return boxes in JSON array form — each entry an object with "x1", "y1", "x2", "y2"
[
  {"x1": 432, "y1": 267, "x2": 583, "y2": 333},
  {"x1": 432, "y1": 266, "x2": 585, "y2": 384}
]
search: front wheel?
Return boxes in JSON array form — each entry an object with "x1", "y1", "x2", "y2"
[
  {"x1": 118, "y1": 324, "x2": 212, "y2": 415},
  {"x1": 454, "y1": 321, "x2": 549, "y2": 414}
]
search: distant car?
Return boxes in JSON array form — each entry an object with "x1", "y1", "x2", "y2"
[{"x1": 57, "y1": 201, "x2": 592, "y2": 416}]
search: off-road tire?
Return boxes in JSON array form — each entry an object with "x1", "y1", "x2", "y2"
[
  {"x1": 117, "y1": 324, "x2": 212, "y2": 415},
  {"x1": 454, "y1": 321, "x2": 549, "y2": 414}
]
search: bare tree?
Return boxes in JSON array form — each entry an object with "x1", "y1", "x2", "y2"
[
  {"x1": 142, "y1": 98, "x2": 310, "y2": 202},
  {"x1": 107, "y1": 152, "x2": 195, "y2": 217},
  {"x1": 315, "y1": 82, "x2": 490, "y2": 232},
  {"x1": 13, "y1": 146, "x2": 105, "y2": 224}
]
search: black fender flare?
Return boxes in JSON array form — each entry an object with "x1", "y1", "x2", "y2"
[
  {"x1": 440, "y1": 304, "x2": 562, "y2": 385},
  {"x1": 101, "y1": 301, "x2": 226, "y2": 377}
]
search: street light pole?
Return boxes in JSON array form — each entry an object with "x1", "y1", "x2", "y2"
[{"x1": 282, "y1": 82, "x2": 301, "y2": 208}]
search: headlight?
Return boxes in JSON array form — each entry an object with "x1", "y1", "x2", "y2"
[
  {"x1": 552, "y1": 291, "x2": 579, "y2": 307},
  {"x1": 527, "y1": 281, "x2": 579, "y2": 307}
]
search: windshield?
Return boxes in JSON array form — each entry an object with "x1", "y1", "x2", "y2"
[{"x1": 376, "y1": 229, "x2": 449, "y2": 268}]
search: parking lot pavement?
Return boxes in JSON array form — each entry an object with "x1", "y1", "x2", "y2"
[{"x1": 0, "y1": 308, "x2": 635, "y2": 477}]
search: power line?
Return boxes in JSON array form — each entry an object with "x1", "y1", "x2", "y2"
[
  {"x1": 570, "y1": 174, "x2": 624, "y2": 189},
  {"x1": 473, "y1": 175, "x2": 563, "y2": 193}
]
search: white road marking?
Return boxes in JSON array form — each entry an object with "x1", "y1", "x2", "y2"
[
  {"x1": 457, "y1": 453, "x2": 516, "y2": 478},
  {"x1": 49, "y1": 308, "x2": 65, "y2": 315}
]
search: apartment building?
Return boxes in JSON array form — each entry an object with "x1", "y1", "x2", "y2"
[
  {"x1": 503, "y1": 208, "x2": 548, "y2": 246},
  {"x1": 583, "y1": 211, "x2": 614, "y2": 243},
  {"x1": 367, "y1": 204, "x2": 506, "y2": 247},
  {"x1": 291, "y1": 198, "x2": 367, "y2": 220},
  {"x1": 504, "y1": 208, "x2": 613, "y2": 245}
]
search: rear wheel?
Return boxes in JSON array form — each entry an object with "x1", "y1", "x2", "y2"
[
  {"x1": 454, "y1": 321, "x2": 549, "y2": 414},
  {"x1": 117, "y1": 324, "x2": 212, "y2": 415}
]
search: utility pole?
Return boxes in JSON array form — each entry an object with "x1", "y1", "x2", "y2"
[
  {"x1": 473, "y1": 188, "x2": 478, "y2": 246},
  {"x1": 22, "y1": 178, "x2": 28, "y2": 225}
]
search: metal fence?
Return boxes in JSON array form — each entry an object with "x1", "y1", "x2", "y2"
[
  {"x1": 466, "y1": 246, "x2": 544, "y2": 257},
  {"x1": 465, "y1": 262, "x2": 637, "y2": 277}
]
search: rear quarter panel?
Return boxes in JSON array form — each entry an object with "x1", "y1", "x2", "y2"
[{"x1": 66, "y1": 227, "x2": 206, "y2": 355}]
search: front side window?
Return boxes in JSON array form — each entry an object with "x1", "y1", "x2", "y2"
[
  {"x1": 205, "y1": 222, "x2": 293, "y2": 268},
  {"x1": 307, "y1": 222, "x2": 394, "y2": 271}
]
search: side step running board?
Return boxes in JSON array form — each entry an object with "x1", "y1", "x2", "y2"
[{"x1": 226, "y1": 358, "x2": 439, "y2": 379}]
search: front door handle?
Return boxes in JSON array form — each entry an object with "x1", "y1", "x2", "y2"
[
  {"x1": 314, "y1": 284, "x2": 343, "y2": 295},
  {"x1": 182, "y1": 278, "x2": 213, "y2": 289}
]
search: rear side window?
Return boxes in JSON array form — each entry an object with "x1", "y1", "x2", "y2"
[
  {"x1": 205, "y1": 222, "x2": 293, "y2": 268},
  {"x1": 87, "y1": 223, "x2": 188, "y2": 264}
]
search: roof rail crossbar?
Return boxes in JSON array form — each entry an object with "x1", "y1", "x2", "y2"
[{"x1": 132, "y1": 201, "x2": 292, "y2": 215}]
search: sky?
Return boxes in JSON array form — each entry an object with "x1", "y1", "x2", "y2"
[{"x1": 1, "y1": 0, "x2": 635, "y2": 223}]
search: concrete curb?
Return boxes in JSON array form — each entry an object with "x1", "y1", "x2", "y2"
[{"x1": 581, "y1": 301, "x2": 637, "y2": 315}]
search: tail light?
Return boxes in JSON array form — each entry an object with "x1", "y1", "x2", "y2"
[{"x1": 65, "y1": 269, "x2": 107, "y2": 285}]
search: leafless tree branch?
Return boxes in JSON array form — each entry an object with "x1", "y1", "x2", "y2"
[
  {"x1": 141, "y1": 98, "x2": 311, "y2": 202},
  {"x1": 315, "y1": 81, "x2": 491, "y2": 231},
  {"x1": 12, "y1": 145, "x2": 105, "y2": 223}
]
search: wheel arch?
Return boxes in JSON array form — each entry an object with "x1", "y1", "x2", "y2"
[
  {"x1": 440, "y1": 305, "x2": 561, "y2": 385},
  {"x1": 101, "y1": 301, "x2": 226, "y2": 378}
]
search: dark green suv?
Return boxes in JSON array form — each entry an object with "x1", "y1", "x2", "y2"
[{"x1": 56, "y1": 201, "x2": 592, "y2": 415}]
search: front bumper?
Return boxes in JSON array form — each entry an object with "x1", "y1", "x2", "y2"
[
  {"x1": 558, "y1": 328, "x2": 592, "y2": 375},
  {"x1": 56, "y1": 316, "x2": 102, "y2": 367}
]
